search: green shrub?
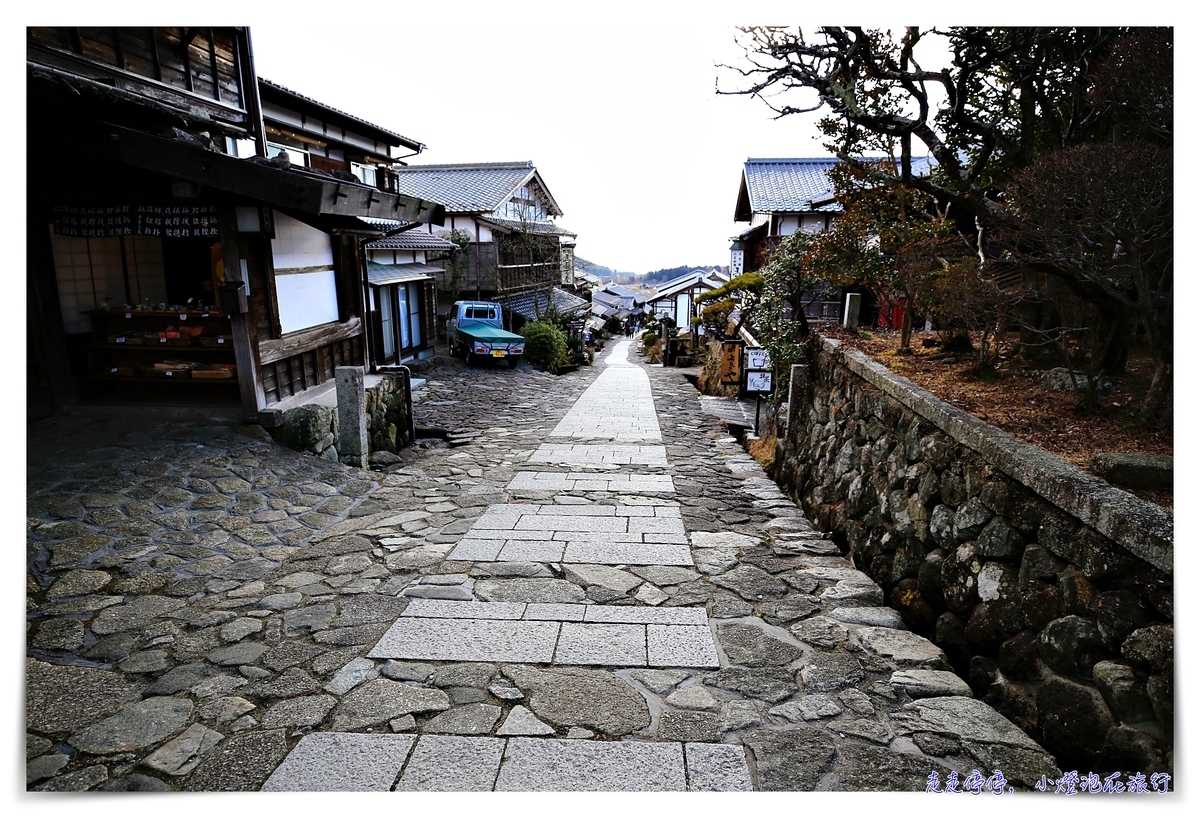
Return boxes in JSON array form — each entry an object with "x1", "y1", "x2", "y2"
[
  {"x1": 522, "y1": 320, "x2": 569, "y2": 372},
  {"x1": 641, "y1": 331, "x2": 659, "y2": 348}
]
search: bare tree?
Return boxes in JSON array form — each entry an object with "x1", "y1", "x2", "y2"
[
  {"x1": 496, "y1": 186, "x2": 564, "y2": 323},
  {"x1": 997, "y1": 142, "x2": 1172, "y2": 414}
]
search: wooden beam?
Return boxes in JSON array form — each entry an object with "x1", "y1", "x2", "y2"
[
  {"x1": 100, "y1": 125, "x2": 445, "y2": 222},
  {"x1": 217, "y1": 206, "x2": 267, "y2": 414},
  {"x1": 29, "y1": 44, "x2": 250, "y2": 128},
  {"x1": 207, "y1": 28, "x2": 220, "y2": 104},
  {"x1": 258, "y1": 317, "x2": 362, "y2": 365},
  {"x1": 177, "y1": 27, "x2": 200, "y2": 56}
]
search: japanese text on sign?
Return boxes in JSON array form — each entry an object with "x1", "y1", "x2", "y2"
[
  {"x1": 54, "y1": 205, "x2": 219, "y2": 238},
  {"x1": 747, "y1": 371, "x2": 772, "y2": 392}
]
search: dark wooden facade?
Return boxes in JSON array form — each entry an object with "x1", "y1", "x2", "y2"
[{"x1": 27, "y1": 26, "x2": 444, "y2": 422}]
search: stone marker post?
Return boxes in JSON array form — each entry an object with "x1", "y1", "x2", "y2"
[
  {"x1": 336, "y1": 366, "x2": 368, "y2": 468},
  {"x1": 843, "y1": 293, "x2": 861, "y2": 330},
  {"x1": 786, "y1": 364, "x2": 808, "y2": 438}
]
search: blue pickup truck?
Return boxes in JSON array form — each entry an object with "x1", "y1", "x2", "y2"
[{"x1": 447, "y1": 301, "x2": 525, "y2": 368}]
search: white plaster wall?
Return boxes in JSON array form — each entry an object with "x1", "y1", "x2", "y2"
[{"x1": 271, "y1": 211, "x2": 334, "y2": 271}]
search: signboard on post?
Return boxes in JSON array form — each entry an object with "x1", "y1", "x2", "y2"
[
  {"x1": 743, "y1": 346, "x2": 773, "y2": 434},
  {"x1": 720, "y1": 340, "x2": 743, "y2": 385},
  {"x1": 747, "y1": 370, "x2": 773, "y2": 392},
  {"x1": 746, "y1": 348, "x2": 771, "y2": 371}
]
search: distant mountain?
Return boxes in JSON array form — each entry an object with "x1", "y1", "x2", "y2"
[
  {"x1": 575, "y1": 257, "x2": 729, "y2": 288},
  {"x1": 624, "y1": 265, "x2": 729, "y2": 287},
  {"x1": 574, "y1": 257, "x2": 633, "y2": 281}
]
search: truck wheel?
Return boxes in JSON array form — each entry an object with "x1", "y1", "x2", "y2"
[
  {"x1": 507, "y1": 356, "x2": 520, "y2": 369},
  {"x1": 463, "y1": 347, "x2": 474, "y2": 367}
]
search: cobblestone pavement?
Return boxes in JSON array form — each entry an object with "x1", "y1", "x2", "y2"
[{"x1": 26, "y1": 341, "x2": 1060, "y2": 792}]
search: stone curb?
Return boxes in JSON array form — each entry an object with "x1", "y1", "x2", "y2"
[{"x1": 818, "y1": 337, "x2": 1172, "y2": 573}]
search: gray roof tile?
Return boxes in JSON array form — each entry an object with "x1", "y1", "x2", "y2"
[
  {"x1": 366, "y1": 230, "x2": 456, "y2": 250},
  {"x1": 744, "y1": 158, "x2": 842, "y2": 213},
  {"x1": 393, "y1": 161, "x2": 563, "y2": 216},
  {"x1": 506, "y1": 288, "x2": 590, "y2": 320},
  {"x1": 742, "y1": 156, "x2": 935, "y2": 214},
  {"x1": 366, "y1": 261, "x2": 440, "y2": 286},
  {"x1": 480, "y1": 216, "x2": 576, "y2": 237}
]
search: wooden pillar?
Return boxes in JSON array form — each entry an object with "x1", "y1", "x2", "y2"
[{"x1": 217, "y1": 206, "x2": 266, "y2": 415}]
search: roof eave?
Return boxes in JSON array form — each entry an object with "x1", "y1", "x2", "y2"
[
  {"x1": 258, "y1": 78, "x2": 424, "y2": 152},
  {"x1": 101, "y1": 125, "x2": 446, "y2": 224},
  {"x1": 519, "y1": 167, "x2": 564, "y2": 218}
]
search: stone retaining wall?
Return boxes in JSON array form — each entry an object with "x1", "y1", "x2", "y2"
[
  {"x1": 271, "y1": 373, "x2": 413, "y2": 461},
  {"x1": 773, "y1": 335, "x2": 1173, "y2": 777}
]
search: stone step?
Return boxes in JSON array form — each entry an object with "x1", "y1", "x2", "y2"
[
  {"x1": 262, "y1": 733, "x2": 752, "y2": 791},
  {"x1": 367, "y1": 600, "x2": 720, "y2": 668}
]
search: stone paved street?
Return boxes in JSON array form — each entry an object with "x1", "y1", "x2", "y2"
[{"x1": 26, "y1": 340, "x2": 1061, "y2": 792}]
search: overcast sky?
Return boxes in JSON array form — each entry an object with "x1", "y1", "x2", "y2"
[
  {"x1": 249, "y1": 22, "x2": 831, "y2": 275},
  {"x1": 23, "y1": 2, "x2": 1180, "y2": 277}
]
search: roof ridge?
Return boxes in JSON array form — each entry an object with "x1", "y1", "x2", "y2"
[
  {"x1": 745, "y1": 157, "x2": 841, "y2": 163},
  {"x1": 745, "y1": 156, "x2": 936, "y2": 164},
  {"x1": 397, "y1": 161, "x2": 534, "y2": 171}
]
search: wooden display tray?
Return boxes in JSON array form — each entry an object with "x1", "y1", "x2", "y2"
[{"x1": 192, "y1": 367, "x2": 236, "y2": 379}]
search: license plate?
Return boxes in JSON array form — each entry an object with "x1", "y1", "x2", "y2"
[{"x1": 492, "y1": 350, "x2": 507, "y2": 358}]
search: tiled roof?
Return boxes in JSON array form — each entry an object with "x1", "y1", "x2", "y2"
[
  {"x1": 365, "y1": 261, "x2": 440, "y2": 286},
  {"x1": 366, "y1": 229, "x2": 456, "y2": 251},
  {"x1": 393, "y1": 161, "x2": 563, "y2": 216},
  {"x1": 740, "y1": 156, "x2": 936, "y2": 216},
  {"x1": 506, "y1": 287, "x2": 590, "y2": 320},
  {"x1": 480, "y1": 216, "x2": 576, "y2": 237},
  {"x1": 742, "y1": 158, "x2": 842, "y2": 213},
  {"x1": 732, "y1": 222, "x2": 767, "y2": 241},
  {"x1": 601, "y1": 284, "x2": 640, "y2": 300},
  {"x1": 360, "y1": 217, "x2": 405, "y2": 231},
  {"x1": 648, "y1": 272, "x2": 723, "y2": 303},
  {"x1": 591, "y1": 290, "x2": 623, "y2": 309},
  {"x1": 653, "y1": 270, "x2": 709, "y2": 294}
]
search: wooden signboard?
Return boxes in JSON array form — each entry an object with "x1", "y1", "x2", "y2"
[{"x1": 719, "y1": 340, "x2": 743, "y2": 385}]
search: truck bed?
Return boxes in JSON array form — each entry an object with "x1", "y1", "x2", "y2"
[{"x1": 458, "y1": 324, "x2": 524, "y2": 343}]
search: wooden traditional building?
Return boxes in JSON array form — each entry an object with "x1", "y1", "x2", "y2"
[
  {"x1": 362, "y1": 225, "x2": 455, "y2": 364},
  {"x1": 389, "y1": 161, "x2": 584, "y2": 324},
  {"x1": 730, "y1": 156, "x2": 933, "y2": 325},
  {"x1": 27, "y1": 27, "x2": 445, "y2": 423},
  {"x1": 731, "y1": 158, "x2": 844, "y2": 270},
  {"x1": 646, "y1": 269, "x2": 730, "y2": 329}
]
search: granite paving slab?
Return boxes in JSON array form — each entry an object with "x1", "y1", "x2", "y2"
[
  {"x1": 368, "y1": 618, "x2": 560, "y2": 663},
  {"x1": 395, "y1": 735, "x2": 506, "y2": 791},
  {"x1": 648, "y1": 625, "x2": 722, "y2": 668},
  {"x1": 527, "y1": 444, "x2": 669, "y2": 467},
  {"x1": 554, "y1": 622, "x2": 647, "y2": 666},
  {"x1": 560, "y1": 541, "x2": 694, "y2": 566},
  {"x1": 495, "y1": 737, "x2": 686, "y2": 791},
  {"x1": 260, "y1": 732, "x2": 415, "y2": 791}
]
